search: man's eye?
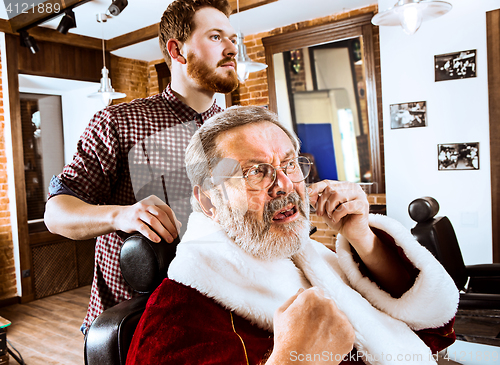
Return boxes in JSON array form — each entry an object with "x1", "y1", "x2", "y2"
[
  {"x1": 211, "y1": 34, "x2": 221, "y2": 41},
  {"x1": 247, "y1": 168, "x2": 261, "y2": 176},
  {"x1": 231, "y1": 39, "x2": 237, "y2": 44}
]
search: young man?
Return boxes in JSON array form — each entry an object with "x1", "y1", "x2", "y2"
[
  {"x1": 126, "y1": 106, "x2": 458, "y2": 365},
  {"x1": 44, "y1": 0, "x2": 239, "y2": 334}
]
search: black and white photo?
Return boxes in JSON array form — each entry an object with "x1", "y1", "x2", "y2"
[
  {"x1": 390, "y1": 101, "x2": 427, "y2": 129},
  {"x1": 438, "y1": 142, "x2": 479, "y2": 170},
  {"x1": 435, "y1": 50, "x2": 477, "y2": 82}
]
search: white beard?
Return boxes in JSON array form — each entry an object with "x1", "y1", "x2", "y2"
[{"x1": 213, "y1": 189, "x2": 311, "y2": 261}]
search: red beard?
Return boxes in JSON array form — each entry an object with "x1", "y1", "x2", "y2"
[{"x1": 187, "y1": 51, "x2": 239, "y2": 94}]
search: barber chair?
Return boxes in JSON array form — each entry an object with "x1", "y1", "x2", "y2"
[
  {"x1": 409, "y1": 197, "x2": 500, "y2": 310},
  {"x1": 84, "y1": 234, "x2": 178, "y2": 365}
]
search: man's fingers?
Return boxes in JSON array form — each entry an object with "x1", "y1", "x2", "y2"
[
  {"x1": 307, "y1": 181, "x2": 328, "y2": 206},
  {"x1": 144, "y1": 208, "x2": 179, "y2": 243},
  {"x1": 135, "y1": 220, "x2": 163, "y2": 243},
  {"x1": 330, "y1": 200, "x2": 368, "y2": 222}
]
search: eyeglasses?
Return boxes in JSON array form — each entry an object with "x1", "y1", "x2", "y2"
[{"x1": 238, "y1": 156, "x2": 313, "y2": 190}]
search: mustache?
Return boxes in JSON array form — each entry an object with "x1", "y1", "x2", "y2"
[
  {"x1": 217, "y1": 57, "x2": 236, "y2": 67},
  {"x1": 261, "y1": 191, "x2": 306, "y2": 226}
]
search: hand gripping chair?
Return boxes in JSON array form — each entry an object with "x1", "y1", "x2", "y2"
[
  {"x1": 84, "y1": 234, "x2": 179, "y2": 365},
  {"x1": 408, "y1": 197, "x2": 500, "y2": 309}
]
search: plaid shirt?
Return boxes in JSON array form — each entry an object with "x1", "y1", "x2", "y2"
[{"x1": 48, "y1": 85, "x2": 222, "y2": 331}]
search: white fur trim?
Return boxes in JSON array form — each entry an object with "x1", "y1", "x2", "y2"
[
  {"x1": 168, "y1": 212, "x2": 456, "y2": 365},
  {"x1": 336, "y1": 214, "x2": 459, "y2": 330},
  {"x1": 169, "y1": 212, "x2": 310, "y2": 331}
]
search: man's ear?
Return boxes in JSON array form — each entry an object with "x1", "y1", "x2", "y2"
[
  {"x1": 166, "y1": 39, "x2": 186, "y2": 65},
  {"x1": 194, "y1": 185, "x2": 217, "y2": 219}
]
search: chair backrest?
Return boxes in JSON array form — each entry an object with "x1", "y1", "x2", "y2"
[
  {"x1": 85, "y1": 235, "x2": 178, "y2": 365},
  {"x1": 409, "y1": 197, "x2": 468, "y2": 291}
]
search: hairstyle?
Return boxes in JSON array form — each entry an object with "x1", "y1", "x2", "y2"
[
  {"x1": 185, "y1": 105, "x2": 301, "y2": 212},
  {"x1": 159, "y1": 0, "x2": 232, "y2": 69}
]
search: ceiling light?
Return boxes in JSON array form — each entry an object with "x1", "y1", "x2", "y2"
[
  {"x1": 88, "y1": 14, "x2": 126, "y2": 106},
  {"x1": 57, "y1": 9, "x2": 77, "y2": 35},
  {"x1": 19, "y1": 31, "x2": 39, "y2": 54},
  {"x1": 107, "y1": 0, "x2": 128, "y2": 16},
  {"x1": 234, "y1": 0, "x2": 267, "y2": 82},
  {"x1": 372, "y1": 0, "x2": 452, "y2": 35}
]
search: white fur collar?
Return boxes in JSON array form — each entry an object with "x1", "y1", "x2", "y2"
[{"x1": 168, "y1": 212, "x2": 458, "y2": 365}]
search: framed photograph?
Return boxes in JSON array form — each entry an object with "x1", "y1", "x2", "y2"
[
  {"x1": 438, "y1": 142, "x2": 479, "y2": 170},
  {"x1": 390, "y1": 101, "x2": 427, "y2": 129},
  {"x1": 435, "y1": 50, "x2": 477, "y2": 82}
]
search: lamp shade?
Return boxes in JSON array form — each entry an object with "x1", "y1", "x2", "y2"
[
  {"x1": 372, "y1": 0, "x2": 452, "y2": 35},
  {"x1": 235, "y1": 32, "x2": 267, "y2": 82},
  {"x1": 88, "y1": 66, "x2": 126, "y2": 106}
]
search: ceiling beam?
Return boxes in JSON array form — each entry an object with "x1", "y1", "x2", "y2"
[
  {"x1": 28, "y1": 26, "x2": 103, "y2": 50},
  {"x1": 2, "y1": 0, "x2": 278, "y2": 53},
  {"x1": 8, "y1": 0, "x2": 92, "y2": 32},
  {"x1": 228, "y1": 0, "x2": 277, "y2": 13},
  {"x1": 105, "y1": 0, "x2": 278, "y2": 51},
  {"x1": 0, "y1": 18, "x2": 102, "y2": 50},
  {"x1": 106, "y1": 24, "x2": 159, "y2": 51},
  {"x1": 0, "y1": 19, "x2": 13, "y2": 33}
]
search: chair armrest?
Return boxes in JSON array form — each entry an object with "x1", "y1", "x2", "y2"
[
  {"x1": 85, "y1": 294, "x2": 150, "y2": 365},
  {"x1": 466, "y1": 263, "x2": 500, "y2": 277},
  {"x1": 459, "y1": 293, "x2": 500, "y2": 310}
]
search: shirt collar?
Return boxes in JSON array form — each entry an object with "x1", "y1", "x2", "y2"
[{"x1": 162, "y1": 84, "x2": 222, "y2": 125}]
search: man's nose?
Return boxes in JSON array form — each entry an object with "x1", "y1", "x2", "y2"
[
  {"x1": 268, "y1": 169, "x2": 294, "y2": 198},
  {"x1": 224, "y1": 38, "x2": 237, "y2": 58}
]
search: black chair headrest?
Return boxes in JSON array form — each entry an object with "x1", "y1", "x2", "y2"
[
  {"x1": 120, "y1": 234, "x2": 179, "y2": 294},
  {"x1": 408, "y1": 196, "x2": 440, "y2": 223}
]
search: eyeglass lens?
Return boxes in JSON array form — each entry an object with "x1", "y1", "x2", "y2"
[{"x1": 246, "y1": 157, "x2": 311, "y2": 189}]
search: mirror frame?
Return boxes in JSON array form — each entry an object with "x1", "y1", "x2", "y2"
[{"x1": 262, "y1": 13, "x2": 385, "y2": 193}]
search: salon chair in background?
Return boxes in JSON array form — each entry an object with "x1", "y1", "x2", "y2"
[{"x1": 409, "y1": 196, "x2": 500, "y2": 310}]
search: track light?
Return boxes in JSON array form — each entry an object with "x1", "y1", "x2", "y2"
[
  {"x1": 107, "y1": 0, "x2": 128, "y2": 16},
  {"x1": 19, "y1": 31, "x2": 39, "y2": 54},
  {"x1": 57, "y1": 9, "x2": 77, "y2": 35}
]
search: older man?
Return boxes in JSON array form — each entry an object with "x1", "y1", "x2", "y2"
[{"x1": 126, "y1": 106, "x2": 458, "y2": 365}]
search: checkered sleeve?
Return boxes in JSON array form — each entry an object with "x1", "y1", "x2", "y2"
[{"x1": 57, "y1": 108, "x2": 121, "y2": 205}]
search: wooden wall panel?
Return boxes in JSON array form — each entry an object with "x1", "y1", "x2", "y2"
[
  {"x1": 487, "y1": 9, "x2": 500, "y2": 263},
  {"x1": 17, "y1": 37, "x2": 106, "y2": 82}
]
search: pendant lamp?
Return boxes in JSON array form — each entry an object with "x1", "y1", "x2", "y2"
[
  {"x1": 234, "y1": 0, "x2": 267, "y2": 82},
  {"x1": 88, "y1": 13, "x2": 126, "y2": 106},
  {"x1": 372, "y1": 0, "x2": 452, "y2": 35}
]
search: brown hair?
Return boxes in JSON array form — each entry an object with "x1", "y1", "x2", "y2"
[{"x1": 159, "y1": 0, "x2": 232, "y2": 69}]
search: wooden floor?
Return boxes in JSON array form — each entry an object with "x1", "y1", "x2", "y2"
[{"x1": 0, "y1": 286, "x2": 90, "y2": 365}]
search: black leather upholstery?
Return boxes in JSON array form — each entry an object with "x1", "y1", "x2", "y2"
[
  {"x1": 85, "y1": 235, "x2": 179, "y2": 365},
  {"x1": 409, "y1": 197, "x2": 500, "y2": 309},
  {"x1": 120, "y1": 234, "x2": 178, "y2": 294}
]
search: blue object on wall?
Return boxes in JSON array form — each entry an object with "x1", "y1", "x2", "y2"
[{"x1": 296, "y1": 123, "x2": 338, "y2": 180}]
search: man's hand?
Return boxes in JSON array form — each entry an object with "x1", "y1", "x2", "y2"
[
  {"x1": 267, "y1": 288, "x2": 355, "y2": 365},
  {"x1": 308, "y1": 181, "x2": 413, "y2": 297},
  {"x1": 308, "y1": 181, "x2": 372, "y2": 247},
  {"x1": 45, "y1": 194, "x2": 181, "y2": 243},
  {"x1": 112, "y1": 195, "x2": 181, "y2": 243}
]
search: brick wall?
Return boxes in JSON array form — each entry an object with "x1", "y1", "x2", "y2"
[
  {"x1": 110, "y1": 55, "x2": 149, "y2": 103},
  {"x1": 0, "y1": 49, "x2": 16, "y2": 300}
]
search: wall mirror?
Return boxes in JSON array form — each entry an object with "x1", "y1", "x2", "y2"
[{"x1": 263, "y1": 13, "x2": 384, "y2": 193}]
